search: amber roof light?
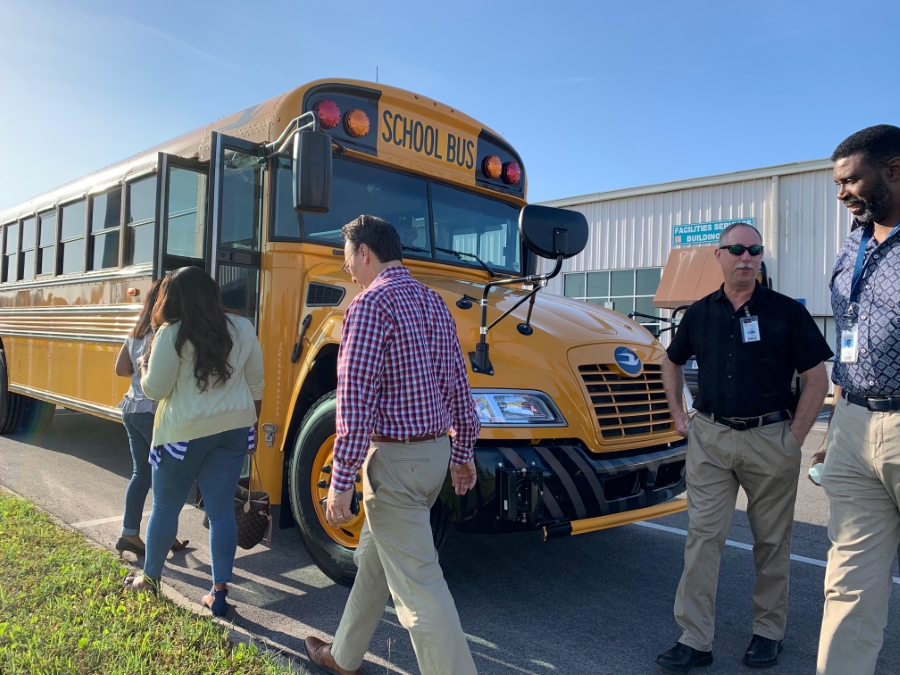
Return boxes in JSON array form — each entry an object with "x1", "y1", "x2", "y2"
[
  {"x1": 482, "y1": 155, "x2": 502, "y2": 180},
  {"x1": 314, "y1": 99, "x2": 341, "y2": 129},
  {"x1": 343, "y1": 109, "x2": 370, "y2": 138}
]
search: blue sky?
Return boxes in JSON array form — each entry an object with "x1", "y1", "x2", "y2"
[{"x1": 1, "y1": 0, "x2": 898, "y2": 210}]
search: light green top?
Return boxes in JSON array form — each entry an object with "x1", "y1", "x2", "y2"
[{"x1": 141, "y1": 314, "x2": 264, "y2": 447}]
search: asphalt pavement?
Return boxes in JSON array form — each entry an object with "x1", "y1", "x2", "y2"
[{"x1": 1, "y1": 409, "x2": 898, "y2": 674}]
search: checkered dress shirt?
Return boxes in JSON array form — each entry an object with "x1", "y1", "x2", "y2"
[
  {"x1": 831, "y1": 221, "x2": 900, "y2": 397},
  {"x1": 331, "y1": 265, "x2": 480, "y2": 492}
]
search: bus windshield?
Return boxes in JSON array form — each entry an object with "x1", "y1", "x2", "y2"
[{"x1": 295, "y1": 158, "x2": 522, "y2": 275}]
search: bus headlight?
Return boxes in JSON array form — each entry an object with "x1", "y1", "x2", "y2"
[{"x1": 471, "y1": 390, "x2": 566, "y2": 426}]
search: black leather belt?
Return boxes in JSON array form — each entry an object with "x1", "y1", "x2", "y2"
[
  {"x1": 842, "y1": 390, "x2": 900, "y2": 412},
  {"x1": 371, "y1": 432, "x2": 447, "y2": 444},
  {"x1": 698, "y1": 410, "x2": 793, "y2": 431}
]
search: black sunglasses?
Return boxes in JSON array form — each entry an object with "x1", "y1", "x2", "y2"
[{"x1": 719, "y1": 244, "x2": 764, "y2": 256}]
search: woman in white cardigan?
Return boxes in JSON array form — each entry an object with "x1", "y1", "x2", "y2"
[{"x1": 124, "y1": 266, "x2": 264, "y2": 617}]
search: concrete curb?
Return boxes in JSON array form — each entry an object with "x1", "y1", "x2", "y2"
[{"x1": 0, "y1": 484, "x2": 307, "y2": 674}]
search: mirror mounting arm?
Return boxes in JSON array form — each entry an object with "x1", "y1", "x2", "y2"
[
  {"x1": 468, "y1": 255, "x2": 564, "y2": 375},
  {"x1": 263, "y1": 111, "x2": 321, "y2": 158}
]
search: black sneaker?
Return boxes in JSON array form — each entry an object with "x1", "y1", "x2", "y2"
[
  {"x1": 656, "y1": 642, "x2": 713, "y2": 672},
  {"x1": 743, "y1": 634, "x2": 783, "y2": 668}
]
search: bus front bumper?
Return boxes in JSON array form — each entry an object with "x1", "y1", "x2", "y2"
[{"x1": 451, "y1": 441, "x2": 687, "y2": 535}]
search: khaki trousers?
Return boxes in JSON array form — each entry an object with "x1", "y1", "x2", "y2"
[
  {"x1": 817, "y1": 398, "x2": 900, "y2": 675},
  {"x1": 674, "y1": 413, "x2": 802, "y2": 652},
  {"x1": 331, "y1": 436, "x2": 477, "y2": 675}
]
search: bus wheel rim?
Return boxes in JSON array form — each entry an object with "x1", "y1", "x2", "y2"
[{"x1": 310, "y1": 433, "x2": 363, "y2": 548}]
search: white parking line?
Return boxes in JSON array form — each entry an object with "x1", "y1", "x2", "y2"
[{"x1": 634, "y1": 520, "x2": 900, "y2": 585}]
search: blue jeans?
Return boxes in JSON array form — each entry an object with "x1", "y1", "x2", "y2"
[
  {"x1": 143, "y1": 427, "x2": 247, "y2": 583},
  {"x1": 121, "y1": 412, "x2": 154, "y2": 536}
]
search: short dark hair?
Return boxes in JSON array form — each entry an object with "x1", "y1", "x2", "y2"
[
  {"x1": 342, "y1": 215, "x2": 403, "y2": 263},
  {"x1": 718, "y1": 222, "x2": 762, "y2": 245},
  {"x1": 831, "y1": 125, "x2": 900, "y2": 167}
]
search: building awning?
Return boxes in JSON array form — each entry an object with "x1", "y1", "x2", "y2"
[{"x1": 653, "y1": 246, "x2": 724, "y2": 309}]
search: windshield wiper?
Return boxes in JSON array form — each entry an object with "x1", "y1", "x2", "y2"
[
  {"x1": 403, "y1": 245, "x2": 495, "y2": 278},
  {"x1": 402, "y1": 245, "x2": 430, "y2": 254},
  {"x1": 435, "y1": 247, "x2": 495, "y2": 278}
]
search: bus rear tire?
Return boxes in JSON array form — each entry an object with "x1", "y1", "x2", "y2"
[
  {"x1": 288, "y1": 391, "x2": 452, "y2": 587},
  {"x1": 0, "y1": 350, "x2": 55, "y2": 434}
]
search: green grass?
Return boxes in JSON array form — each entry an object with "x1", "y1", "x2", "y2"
[{"x1": 0, "y1": 492, "x2": 301, "y2": 674}]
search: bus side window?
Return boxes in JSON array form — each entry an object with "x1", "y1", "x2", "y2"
[
  {"x1": 59, "y1": 200, "x2": 87, "y2": 275},
  {"x1": 37, "y1": 210, "x2": 56, "y2": 276},
  {"x1": 19, "y1": 217, "x2": 36, "y2": 281},
  {"x1": 272, "y1": 157, "x2": 301, "y2": 240},
  {"x1": 89, "y1": 187, "x2": 122, "y2": 271},
  {"x1": 125, "y1": 176, "x2": 156, "y2": 266},
  {"x1": 1, "y1": 222, "x2": 17, "y2": 283}
]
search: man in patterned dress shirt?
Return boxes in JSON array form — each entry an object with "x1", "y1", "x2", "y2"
[
  {"x1": 815, "y1": 125, "x2": 900, "y2": 675},
  {"x1": 303, "y1": 215, "x2": 480, "y2": 675}
]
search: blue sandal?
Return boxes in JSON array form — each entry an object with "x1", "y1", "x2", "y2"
[{"x1": 203, "y1": 586, "x2": 228, "y2": 616}]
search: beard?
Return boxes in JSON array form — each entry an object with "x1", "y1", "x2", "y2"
[{"x1": 850, "y1": 178, "x2": 894, "y2": 224}]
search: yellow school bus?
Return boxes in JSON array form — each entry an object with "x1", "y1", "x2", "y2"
[{"x1": 0, "y1": 79, "x2": 687, "y2": 583}]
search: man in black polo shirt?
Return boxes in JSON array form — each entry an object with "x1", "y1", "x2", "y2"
[{"x1": 656, "y1": 222, "x2": 832, "y2": 672}]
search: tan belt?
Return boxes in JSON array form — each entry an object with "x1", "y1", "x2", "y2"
[{"x1": 371, "y1": 432, "x2": 447, "y2": 444}]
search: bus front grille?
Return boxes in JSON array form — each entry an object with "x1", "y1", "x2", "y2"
[{"x1": 578, "y1": 364, "x2": 675, "y2": 440}]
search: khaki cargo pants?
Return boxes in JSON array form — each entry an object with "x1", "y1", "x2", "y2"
[
  {"x1": 331, "y1": 436, "x2": 477, "y2": 675},
  {"x1": 674, "y1": 412, "x2": 802, "y2": 652},
  {"x1": 817, "y1": 398, "x2": 900, "y2": 675}
]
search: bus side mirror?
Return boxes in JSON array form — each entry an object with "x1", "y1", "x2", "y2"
[
  {"x1": 757, "y1": 260, "x2": 770, "y2": 288},
  {"x1": 293, "y1": 130, "x2": 332, "y2": 213},
  {"x1": 518, "y1": 204, "x2": 588, "y2": 259}
]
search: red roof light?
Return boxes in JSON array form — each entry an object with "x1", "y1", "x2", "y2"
[
  {"x1": 315, "y1": 99, "x2": 341, "y2": 129},
  {"x1": 502, "y1": 161, "x2": 521, "y2": 185}
]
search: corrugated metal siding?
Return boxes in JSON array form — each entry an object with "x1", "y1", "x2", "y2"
[
  {"x1": 777, "y1": 169, "x2": 852, "y2": 315},
  {"x1": 544, "y1": 177, "x2": 770, "y2": 295},
  {"x1": 543, "y1": 167, "x2": 852, "y2": 317}
]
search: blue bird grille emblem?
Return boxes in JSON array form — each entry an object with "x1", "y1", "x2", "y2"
[{"x1": 614, "y1": 347, "x2": 642, "y2": 376}]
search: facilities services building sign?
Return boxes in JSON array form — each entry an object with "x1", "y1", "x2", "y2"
[{"x1": 672, "y1": 217, "x2": 755, "y2": 247}]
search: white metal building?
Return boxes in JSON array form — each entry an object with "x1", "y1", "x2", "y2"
[{"x1": 539, "y1": 158, "x2": 851, "y2": 351}]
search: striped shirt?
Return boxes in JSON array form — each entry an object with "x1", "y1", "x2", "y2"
[
  {"x1": 332, "y1": 265, "x2": 480, "y2": 492},
  {"x1": 149, "y1": 426, "x2": 256, "y2": 468}
]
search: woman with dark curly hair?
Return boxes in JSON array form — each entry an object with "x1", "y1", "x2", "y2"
[{"x1": 123, "y1": 266, "x2": 264, "y2": 617}]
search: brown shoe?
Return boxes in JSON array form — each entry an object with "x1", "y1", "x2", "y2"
[{"x1": 303, "y1": 636, "x2": 362, "y2": 675}]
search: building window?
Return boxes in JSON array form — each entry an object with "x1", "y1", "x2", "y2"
[
  {"x1": 564, "y1": 267, "x2": 663, "y2": 333},
  {"x1": 2, "y1": 222, "x2": 18, "y2": 283},
  {"x1": 19, "y1": 217, "x2": 36, "y2": 281},
  {"x1": 90, "y1": 187, "x2": 122, "y2": 270},
  {"x1": 37, "y1": 210, "x2": 56, "y2": 276},
  {"x1": 125, "y1": 176, "x2": 156, "y2": 266},
  {"x1": 59, "y1": 200, "x2": 87, "y2": 275}
]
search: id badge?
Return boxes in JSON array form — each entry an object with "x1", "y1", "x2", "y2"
[
  {"x1": 740, "y1": 316, "x2": 761, "y2": 343},
  {"x1": 840, "y1": 324, "x2": 859, "y2": 363}
]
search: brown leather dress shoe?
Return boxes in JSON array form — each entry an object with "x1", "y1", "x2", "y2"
[{"x1": 303, "y1": 636, "x2": 362, "y2": 675}]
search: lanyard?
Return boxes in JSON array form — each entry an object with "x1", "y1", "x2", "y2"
[{"x1": 849, "y1": 223, "x2": 900, "y2": 306}]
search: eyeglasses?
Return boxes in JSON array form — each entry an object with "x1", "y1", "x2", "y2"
[
  {"x1": 340, "y1": 254, "x2": 354, "y2": 274},
  {"x1": 718, "y1": 244, "x2": 764, "y2": 256}
]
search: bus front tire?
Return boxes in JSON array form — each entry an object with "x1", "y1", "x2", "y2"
[{"x1": 288, "y1": 391, "x2": 452, "y2": 587}]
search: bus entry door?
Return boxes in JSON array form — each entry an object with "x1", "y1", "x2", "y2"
[
  {"x1": 207, "y1": 132, "x2": 263, "y2": 328},
  {"x1": 156, "y1": 153, "x2": 209, "y2": 277}
]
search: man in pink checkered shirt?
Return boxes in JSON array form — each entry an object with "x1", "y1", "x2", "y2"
[{"x1": 303, "y1": 215, "x2": 480, "y2": 675}]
